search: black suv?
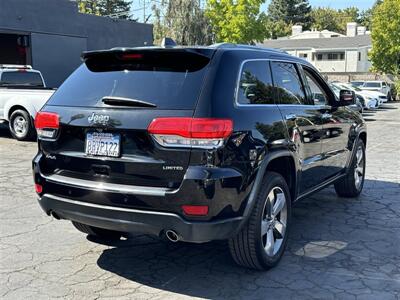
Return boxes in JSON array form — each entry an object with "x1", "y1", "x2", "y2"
[{"x1": 32, "y1": 44, "x2": 366, "y2": 270}]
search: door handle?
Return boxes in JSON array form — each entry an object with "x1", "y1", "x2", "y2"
[{"x1": 285, "y1": 114, "x2": 297, "y2": 120}]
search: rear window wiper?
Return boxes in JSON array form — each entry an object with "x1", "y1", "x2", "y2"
[{"x1": 101, "y1": 96, "x2": 157, "y2": 108}]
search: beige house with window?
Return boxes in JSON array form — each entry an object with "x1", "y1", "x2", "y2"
[{"x1": 260, "y1": 23, "x2": 372, "y2": 74}]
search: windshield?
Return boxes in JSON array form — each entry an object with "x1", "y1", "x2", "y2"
[
  {"x1": 47, "y1": 62, "x2": 209, "y2": 109},
  {"x1": 341, "y1": 83, "x2": 361, "y2": 91},
  {"x1": 364, "y1": 82, "x2": 381, "y2": 88}
]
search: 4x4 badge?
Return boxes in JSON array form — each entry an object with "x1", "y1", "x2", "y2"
[{"x1": 88, "y1": 112, "x2": 110, "y2": 125}]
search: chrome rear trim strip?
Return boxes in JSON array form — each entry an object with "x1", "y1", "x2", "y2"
[{"x1": 41, "y1": 173, "x2": 170, "y2": 196}]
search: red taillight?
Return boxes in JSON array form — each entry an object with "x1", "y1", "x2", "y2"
[
  {"x1": 35, "y1": 112, "x2": 59, "y2": 129},
  {"x1": 35, "y1": 183, "x2": 43, "y2": 194},
  {"x1": 35, "y1": 112, "x2": 59, "y2": 140},
  {"x1": 148, "y1": 118, "x2": 233, "y2": 149},
  {"x1": 182, "y1": 205, "x2": 209, "y2": 216}
]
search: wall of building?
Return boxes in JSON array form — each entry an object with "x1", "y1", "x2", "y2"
[
  {"x1": 314, "y1": 60, "x2": 347, "y2": 73},
  {"x1": 286, "y1": 48, "x2": 372, "y2": 74},
  {"x1": 0, "y1": 0, "x2": 153, "y2": 87},
  {"x1": 357, "y1": 48, "x2": 372, "y2": 72},
  {"x1": 345, "y1": 50, "x2": 359, "y2": 72}
]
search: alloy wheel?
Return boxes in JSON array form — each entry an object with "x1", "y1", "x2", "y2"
[
  {"x1": 261, "y1": 187, "x2": 287, "y2": 257},
  {"x1": 13, "y1": 115, "x2": 28, "y2": 137},
  {"x1": 354, "y1": 146, "x2": 364, "y2": 189}
]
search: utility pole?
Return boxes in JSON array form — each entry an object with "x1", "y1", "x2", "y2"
[{"x1": 143, "y1": 0, "x2": 146, "y2": 23}]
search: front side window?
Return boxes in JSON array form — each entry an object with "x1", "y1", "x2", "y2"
[
  {"x1": 237, "y1": 61, "x2": 275, "y2": 105},
  {"x1": 271, "y1": 62, "x2": 306, "y2": 105},
  {"x1": 304, "y1": 70, "x2": 328, "y2": 106}
]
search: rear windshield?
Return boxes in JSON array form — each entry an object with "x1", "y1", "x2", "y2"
[
  {"x1": 47, "y1": 52, "x2": 210, "y2": 110},
  {"x1": 0, "y1": 71, "x2": 44, "y2": 87},
  {"x1": 364, "y1": 82, "x2": 381, "y2": 88}
]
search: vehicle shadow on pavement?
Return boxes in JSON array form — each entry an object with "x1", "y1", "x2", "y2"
[
  {"x1": 96, "y1": 180, "x2": 400, "y2": 299},
  {"x1": 377, "y1": 105, "x2": 399, "y2": 110},
  {"x1": 0, "y1": 123, "x2": 12, "y2": 138}
]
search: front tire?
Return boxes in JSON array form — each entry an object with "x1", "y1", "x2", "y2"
[
  {"x1": 229, "y1": 172, "x2": 291, "y2": 270},
  {"x1": 72, "y1": 221, "x2": 122, "y2": 240},
  {"x1": 334, "y1": 140, "x2": 366, "y2": 197},
  {"x1": 9, "y1": 109, "x2": 36, "y2": 141}
]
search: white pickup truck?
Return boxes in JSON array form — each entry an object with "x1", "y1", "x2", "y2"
[{"x1": 0, "y1": 65, "x2": 55, "y2": 140}]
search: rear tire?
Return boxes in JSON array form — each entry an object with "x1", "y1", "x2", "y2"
[
  {"x1": 334, "y1": 140, "x2": 366, "y2": 197},
  {"x1": 9, "y1": 109, "x2": 36, "y2": 141},
  {"x1": 229, "y1": 172, "x2": 291, "y2": 270},
  {"x1": 72, "y1": 221, "x2": 122, "y2": 240}
]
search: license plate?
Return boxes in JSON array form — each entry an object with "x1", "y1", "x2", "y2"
[{"x1": 85, "y1": 132, "x2": 120, "y2": 157}]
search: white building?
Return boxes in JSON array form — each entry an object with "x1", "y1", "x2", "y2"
[{"x1": 261, "y1": 23, "x2": 372, "y2": 74}]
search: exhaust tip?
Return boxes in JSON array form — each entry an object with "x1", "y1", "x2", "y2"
[
  {"x1": 165, "y1": 230, "x2": 180, "y2": 242},
  {"x1": 50, "y1": 211, "x2": 61, "y2": 220}
]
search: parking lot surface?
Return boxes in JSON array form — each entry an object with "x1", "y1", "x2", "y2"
[{"x1": 1, "y1": 104, "x2": 400, "y2": 300}]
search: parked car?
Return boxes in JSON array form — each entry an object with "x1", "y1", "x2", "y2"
[
  {"x1": 32, "y1": 44, "x2": 367, "y2": 270},
  {"x1": 329, "y1": 83, "x2": 363, "y2": 113},
  {"x1": 331, "y1": 82, "x2": 377, "y2": 110},
  {"x1": 350, "y1": 81, "x2": 365, "y2": 88},
  {"x1": 0, "y1": 65, "x2": 55, "y2": 140},
  {"x1": 360, "y1": 80, "x2": 392, "y2": 101},
  {"x1": 345, "y1": 82, "x2": 387, "y2": 106}
]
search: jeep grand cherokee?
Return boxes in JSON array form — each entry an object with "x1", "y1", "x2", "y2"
[{"x1": 32, "y1": 44, "x2": 366, "y2": 270}]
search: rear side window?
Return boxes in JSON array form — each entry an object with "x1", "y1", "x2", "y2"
[
  {"x1": 237, "y1": 61, "x2": 275, "y2": 105},
  {"x1": 47, "y1": 51, "x2": 210, "y2": 110},
  {"x1": 271, "y1": 62, "x2": 306, "y2": 105},
  {"x1": 0, "y1": 71, "x2": 44, "y2": 87}
]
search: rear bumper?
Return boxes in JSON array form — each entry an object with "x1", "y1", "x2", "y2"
[{"x1": 38, "y1": 193, "x2": 243, "y2": 243}]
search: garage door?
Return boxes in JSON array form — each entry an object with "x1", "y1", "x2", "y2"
[{"x1": 31, "y1": 33, "x2": 87, "y2": 88}]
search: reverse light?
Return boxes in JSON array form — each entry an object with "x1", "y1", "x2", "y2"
[
  {"x1": 148, "y1": 118, "x2": 233, "y2": 149},
  {"x1": 35, "y1": 112, "x2": 59, "y2": 140},
  {"x1": 182, "y1": 205, "x2": 209, "y2": 216}
]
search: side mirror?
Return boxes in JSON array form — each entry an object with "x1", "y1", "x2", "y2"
[{"x1": 338, "y1": 90, "x2": 355, "y2": 106}]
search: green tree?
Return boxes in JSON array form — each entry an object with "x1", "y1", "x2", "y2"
[
  {"x1": 358, "y1": 1, "x2": 383, "y2": 30},
  {"x1": 205, "y1": 0, "x2": 268, "y2": 44},
  {"x1": 268, "y1": 0, "x2": 312, "y2": 30},
  {"x1": 153, "y1": 0, "x2": 212, "y2": 46},
  {"x1": 77, "y1": 0, "x2": 132, "y2": 19},
  {"x1": 77, "y1": 0, "x2": 100, "y2": 15},
  {"x1": 310, "y1": 7, "x2": 359, "y2": 34},
  {"x1": 311, "y1": 7, "x2": 342, "y2": 33},
  {"x1": 265, "y1": 18, "x2": 292, "y2": 39},
  {"x1": 369, "y1": 0, "x2": 400, "y2": 75},
  {"x1": 358, "y1": 8, "x2": 373, "y2": 29}
]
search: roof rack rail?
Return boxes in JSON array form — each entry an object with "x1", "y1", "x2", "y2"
[
  {"x1": 208, "y1": 43, "x2": 287, "y2": 53},
  {"x1": 0, "y1": 64, "x2": 32, "y2": 70},
  {"x1": 209, "y1": 42, "x2": 237, "y2": 48}
]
